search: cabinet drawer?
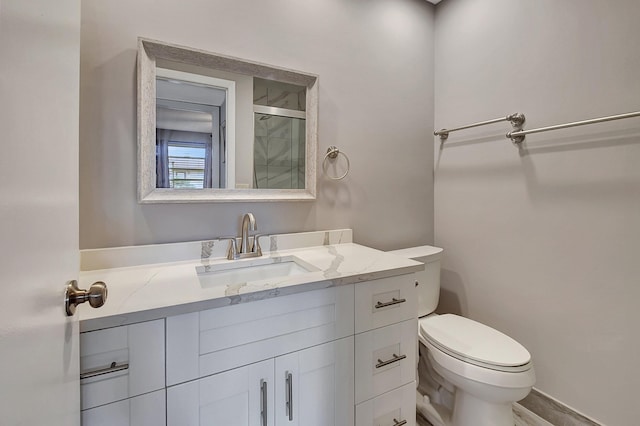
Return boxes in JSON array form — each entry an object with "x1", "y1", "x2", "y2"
[
  {"x1": 355, "y1": 275, "x2": 416, "y2": 333},
  {"x1": 166, "y1": 285, "x2": 354, "y2": 386},
  {"x1": 81, "y1": 389, "x2": 166, "y2": 426},
  {"x1": 355, "y1": 319, "x2": 416, "y2": 404},
  {"x1": 80, "y1": 319, "x2": 165, "y2": 410},
  {"x1": 355, "y1": 381, "x2": 416, "y2": 426}
]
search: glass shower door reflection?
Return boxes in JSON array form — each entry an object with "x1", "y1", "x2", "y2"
[{"x1": 254, "y1": 113, "x2": 306, "y2": 189}]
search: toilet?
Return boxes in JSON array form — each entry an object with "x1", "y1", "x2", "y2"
[{"x1": 388, "y1": 246, "x2": 535, "y2": 426}]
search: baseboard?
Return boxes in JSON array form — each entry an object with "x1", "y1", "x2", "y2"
[
  {"x1": 514, "y1": 402, "x2": 554, "y2": 426},
  {"x1": 518, "y1": 388, "x2": 604, "y2": 426},
  {"x1": 416, "y1": 386, "x2": 604, "y2": 426}
]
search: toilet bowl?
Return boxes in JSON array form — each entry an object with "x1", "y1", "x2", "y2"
[
  {"x1": 420, "y1": 314, "x2": 535, "y2": 426},
  {"x1": 388, "y1": 246, "x2": 535, "y2": 426}
]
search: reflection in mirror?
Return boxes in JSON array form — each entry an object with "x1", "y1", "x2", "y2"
[
  {"x1": 155, "y1": 68, "x2": 235, "y2": 189},
  {"x1": 138, "y1": 38, "x2": 318, "y2": 202},
  {"x1": 253, "y1": 78, "x2": 306, "y2": 189}
]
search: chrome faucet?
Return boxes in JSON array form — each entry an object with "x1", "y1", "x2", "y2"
[
  {"x1": 222, "y1": 213, "x2": 262, "y2": 260},
  {"x1": 240, "y1": 212, "x2": 256, "y2": 254}
]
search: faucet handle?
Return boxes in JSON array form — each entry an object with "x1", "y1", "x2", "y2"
[
  {"x1": 218, "y1": 236, "x2": 238, "y2": 260},
  {"x1": 251, "y1": 234, "x2": 265, "y2": 256}
]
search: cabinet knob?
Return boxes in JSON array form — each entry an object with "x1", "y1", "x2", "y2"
[{"x1": 65, "y1": 280, "x2": 107, "y2": 316}]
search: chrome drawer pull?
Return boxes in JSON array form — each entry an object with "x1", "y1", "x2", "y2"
[
  {"x1": 375, "y1": 298, "x2": 406, "y2": 309},
  {"x1": 80, "y1": 361, "x2": 129, "y2": 380},
  {"x1": 376, "y1": 353, "x2": 407, "y2": 369},
  {"x1": 392, "y1": 419, "x2": 407, "y2": 426},
  {"x1": 260, "y1": 379, "x2": 268, "y2": 426}
]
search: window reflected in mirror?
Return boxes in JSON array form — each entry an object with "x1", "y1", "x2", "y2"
[{"x1": 156, "y1": 130, "x2": 212, "y2": 189}]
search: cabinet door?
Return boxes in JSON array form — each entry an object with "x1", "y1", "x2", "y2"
[
  {"x1": 80, "y1": 319, "x2": 165, "y2": 410},
  {"x1": 167, "y1": 359, "x2": 274, "y2": 426},
  {"x1": 275, "y1": 337, "x2": 354, "y2": 426},
  {"x1": 81, "y1": 389, "x2": 166, "y2": 426}
]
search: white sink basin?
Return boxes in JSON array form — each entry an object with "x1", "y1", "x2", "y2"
[{"x1": 196, "y1": 256, "x2": 317, "y2": 289}]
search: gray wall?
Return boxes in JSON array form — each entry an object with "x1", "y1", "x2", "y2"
[
  {"x1": 434, "y1": 1, "x2": 640, "y2": 424},
  {"x1": 79, "y1": 0, "x2": 435, "y2": 250}
]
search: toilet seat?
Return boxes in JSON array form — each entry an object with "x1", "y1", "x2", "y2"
[{"x1": 419, "y1": 314, "x2": 532, "y2": 373}]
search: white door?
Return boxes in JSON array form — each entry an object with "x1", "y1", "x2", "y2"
[
  {"x1": 0, "y1": 0, "x2": 82, "y2": 425},
  {"x1": 275, "y1": 337, "x2": 355, "y2": 426},
  {"x1": 167, "y1": 359, "x2": 275, "y2": 426}
]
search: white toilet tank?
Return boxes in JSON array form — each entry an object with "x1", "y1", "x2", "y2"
[{"x1": 388, "y1": 245, "x2": 443, "y2": 317}]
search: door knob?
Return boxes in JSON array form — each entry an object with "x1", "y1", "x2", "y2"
[{"x1": 65, "y1": 280, "x2": 107, "y2": 316}]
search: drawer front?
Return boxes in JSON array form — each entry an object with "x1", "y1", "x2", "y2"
[
  {"x1": 355, "y1": 319, "x2": 417, "y2": 404},
  {"x1": 81, "y1": 389, "x2": 166, "y2": 426},
  {"x1": 80, "y1": 319, "x2": 165, "y2": 410},
  {"x1": 354, "y1": 275, "x2": 417, "y2": 333},
  {"x1": 166, "y1": 285, "x2": 354, "y2": 386},
  {"x1": 355, "y1": 381, "x2": 416, "y2": 426}
]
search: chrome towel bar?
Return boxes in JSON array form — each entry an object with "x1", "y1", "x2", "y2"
[
  {"x1": 435, "y1": 113, "x2": 525, "y2": 141},
  {"x1": 507, "y1": 110, "x2": 640, "y2": 143}
]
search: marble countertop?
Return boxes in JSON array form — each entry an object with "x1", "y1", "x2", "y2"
[{"x1": 79, "y1": 242, "x2": 423, "y2": 332}]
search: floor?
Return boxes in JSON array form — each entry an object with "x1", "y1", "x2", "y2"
[{"x1": 416, "y1": 404, "x2": 554, "y2": 426}]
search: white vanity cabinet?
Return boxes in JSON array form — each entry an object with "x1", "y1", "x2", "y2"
[{"x1": 80, "y1": 272, "x2": 418, "y2": 426}]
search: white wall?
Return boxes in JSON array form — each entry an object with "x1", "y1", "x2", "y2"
[
  {"x1": 434, "y1": 1, "x2": 640, "y2": 424},
  {"x1": 79, "y1": 0, "x2": 435, "y2": 249}
]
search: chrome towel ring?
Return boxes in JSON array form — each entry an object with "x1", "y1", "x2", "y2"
[{"x1": 322, "y1": 146, "x2": 350, "y2": 180}]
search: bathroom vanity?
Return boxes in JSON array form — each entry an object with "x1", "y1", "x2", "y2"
[{"x1": 78, "y1": 230, "x2": 422, "y2": 426}]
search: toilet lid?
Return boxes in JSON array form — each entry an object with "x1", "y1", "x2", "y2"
[{"x1": 420, "y1": 314, "x2": 531, "y2": 372}]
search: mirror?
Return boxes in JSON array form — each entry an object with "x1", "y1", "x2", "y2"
[{"x1": 137, "y1": 38, "x2": 318, "y2": 202}]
